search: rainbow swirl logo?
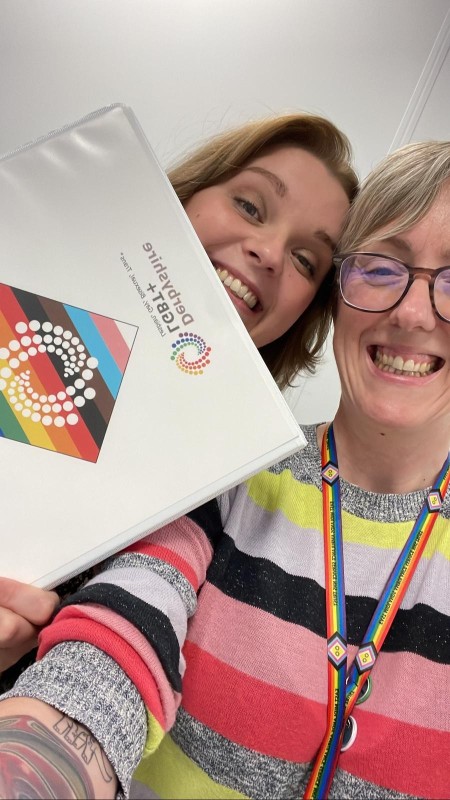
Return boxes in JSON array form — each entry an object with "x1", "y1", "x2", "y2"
[{"x1": 170, "y1": 332, "x2": 211, "y2": 375}]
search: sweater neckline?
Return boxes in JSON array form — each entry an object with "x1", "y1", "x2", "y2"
[{"x1": 300, "y1": 423, "x2": 450, "y2": 523}]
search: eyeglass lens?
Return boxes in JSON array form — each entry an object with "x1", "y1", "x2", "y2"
[{"x1": 340, "y1": 254, "x2": 450, "y2": 321}]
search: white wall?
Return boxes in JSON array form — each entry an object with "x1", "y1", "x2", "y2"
[{"x1": 1, "y1": 0, "x2": 449, "y2": 423}]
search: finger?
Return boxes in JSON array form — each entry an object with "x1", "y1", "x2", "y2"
[
  {"x1": 0, "y1": 607, "x2": 39, "y2": 672},
  {"x1": 0, "y1": 641, "x2": 37, "y2": 673},
  {"x1": 0, "y1": 606, "x2": 38, "y2": 648},
  {"x1": 0, "y1": 577, "x2": 59, "y2": 626},
  {"x1": 0, "y1": 629, "x2": 39, "y2": 673}
]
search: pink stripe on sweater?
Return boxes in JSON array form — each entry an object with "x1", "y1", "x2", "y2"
[
  {"x1": 38, "y1": 615, "x2": 165, "y2": 728},
  {"x1": 182, "y1": 640, "x2": 324, "y2": 760},
  {"x1": 127, "y1": 543, "x2": 199, "y2": 592},
  {"x1": 124, "y1": 517, "x2": 212, "y2": 591},
  {"x1": 188, "y1": 582, "x2": 450, "y2": 730},
  {"x1": 182, "y1": 638, "x2": 450, "y2": 793},
  {"x1": 341, "y1": 706, "x2": 450, "y2": 798},
  {"x1": 365, "y1": 648, "x2": 450, "y2": 732},
  {"x1": 53, "y1": 604, "x2": 181, "y2": 728},
  {"x1": 188, "y1": 582, "x2": 327, "y2": 700}
]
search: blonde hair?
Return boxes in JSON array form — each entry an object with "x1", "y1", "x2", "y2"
[
  {"x1": 168, "y1": 114, "x2": 358, "y2": 388},
  {"x1": 339, "y1": 140, "x2": 450, "y2": 253}
]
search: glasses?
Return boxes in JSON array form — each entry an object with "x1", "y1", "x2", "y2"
[{"x1": 335, "y1": 252, "x2": 450, "y2": 323}]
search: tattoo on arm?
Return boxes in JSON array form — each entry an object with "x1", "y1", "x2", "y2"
[
  {"x1": 0, "y1": 714, "x2": 114, "y2": 799},
  {"x1": 53, "y1": 713, "x2": 113, "y2": 782}
]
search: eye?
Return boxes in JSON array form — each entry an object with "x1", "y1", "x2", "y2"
[
  {"x1": 293, "y1": 252, "x2": 315, "y2": 277},
  {"x1": 362, "y1": 260, "x2": 404, "y2": 284},
  {"x1": 436, "y1": 270, "x2": 450, "y2": 295},
  {"x1": 366, "y1": 265, "x2": 397, "y2": 277},
  {"x1": 234, "y1": 196, "x2": 262, "y2": 221},
  {"x1": 348, "y1": 256, "x2": 406, "y2": 286}
]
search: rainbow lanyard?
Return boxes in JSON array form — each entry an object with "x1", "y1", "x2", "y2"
[{"x1": 304, "y1": 423, "x2": 450, "y2": 800}]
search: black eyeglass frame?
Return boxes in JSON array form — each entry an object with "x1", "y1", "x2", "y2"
[{"x1": 333, "y1": 252, "x2": 450, "y2": 323}]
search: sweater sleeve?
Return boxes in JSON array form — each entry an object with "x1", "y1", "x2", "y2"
[{"x1": 1, "y1": 499, "x2": 223, "y2": 798}]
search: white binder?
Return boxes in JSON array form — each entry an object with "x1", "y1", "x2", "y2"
[{"x1": 0, "y1": 104, "x2": 305, "y2": 587}]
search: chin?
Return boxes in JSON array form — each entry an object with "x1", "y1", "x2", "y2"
[
  {"x1": 369, "y1": 408, "x2": 424, "y2": 431},
  {"x1": 249, "y1": 329, "x2": 266, "y2": 348}
]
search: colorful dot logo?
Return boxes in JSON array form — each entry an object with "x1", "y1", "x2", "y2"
[{"x1": 170, "y1": 332, "x2": 211, "y2": 375}]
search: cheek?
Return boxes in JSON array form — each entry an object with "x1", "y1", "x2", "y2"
[
  {"x1": 184, "y1": 208, "x2": 207, "y2": 240},
  {"x1": 286, "y1": 281, "x2": 316, "y2": 319},
  {"x1": 184, "y1": 206, "x2": 229, "y2": 250},
  {"x1": 268, "y1": 290, "x2": 314, "y2": 342},
  {"x1": 332, "y1": 315, "x2": 365, "y2": 374},
  {"x1": 184, "y1": 196, "x2": 210, "y2": 237},
  {"x1": 332, "y1": 329, "x2": 343, "y2": 363}
]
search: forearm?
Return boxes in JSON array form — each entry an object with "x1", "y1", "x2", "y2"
[
  {"x1": 2, "y1": 641, "x2": 148, "y2": 797},
  {"x1": 0, "y1": 697, "x2": 117, "y2": 799}
]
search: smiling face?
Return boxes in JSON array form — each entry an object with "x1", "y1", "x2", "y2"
[
  {"x1": 183, "y1": 146, "x2": 350, "y2": 348},
  {"x1": 333, "y1": 178, "x2": 450, "y2": 432}
]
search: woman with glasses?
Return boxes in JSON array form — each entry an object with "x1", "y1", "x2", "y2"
[{"x1": 1, "y1": 141, "x2": 450, "y2": 800}]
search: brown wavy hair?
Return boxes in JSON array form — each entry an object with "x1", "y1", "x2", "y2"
[{"x1": 168, "y1": 113, "x2": 358, "y2": 389}]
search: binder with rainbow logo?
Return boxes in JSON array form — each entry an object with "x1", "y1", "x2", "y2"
[{"x1": 0, "y1": 104, "x2": 304, "y2": 588}]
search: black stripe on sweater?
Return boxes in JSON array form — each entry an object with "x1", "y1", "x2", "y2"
[
  {"x1": 206, "y1": 534, "x2": 449, "y2": 663},
  {"x1": 187, "y1": 498, "x2": 223, "y2": 547},
  {"x1": 58, "y1": 583, "x2": 182, "y2": 691}
]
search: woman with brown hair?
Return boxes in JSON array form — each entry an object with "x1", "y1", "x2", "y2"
[{"x1": 0, "y1": 111, "x2": 359, "y2": 798}]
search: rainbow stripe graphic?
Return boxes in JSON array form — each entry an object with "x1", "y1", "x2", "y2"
[{"x1": 0, "y1": 283, "x2": 137, "y2": 462}]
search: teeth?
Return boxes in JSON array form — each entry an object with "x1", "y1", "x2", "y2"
[
  {"x1": 374, "y1": 349, "x2": 437, "y2": 377},
  {"x1": 215, "y1": 268, "x2": 258, "y2": 309}
]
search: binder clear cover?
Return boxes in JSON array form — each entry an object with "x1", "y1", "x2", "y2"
[{"x1": 0, "y1": 104, "x2": 305, "y2": 587}]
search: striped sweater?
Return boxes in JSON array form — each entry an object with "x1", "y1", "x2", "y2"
[{"x1": 4, "y1": 424, "x2": 450, "y2": 798}]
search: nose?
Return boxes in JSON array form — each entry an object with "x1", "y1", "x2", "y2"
[
  {"x1": 389, "y1": 274, "x2": 436, "y2": 331},
  {"x1": 245, "y1": 230, "x2": 285, "y2": 276}
]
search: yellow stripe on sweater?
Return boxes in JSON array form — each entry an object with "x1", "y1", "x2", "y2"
[
  {"x1": 135, "y1": 732, "x2": 247, "y2": 799},
  {"x1": 246, "y1": 471, "x2": 450, "y2": 560},
  {"x1": 141, "y1": 709, "x2": 165, "y2": 757}
]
